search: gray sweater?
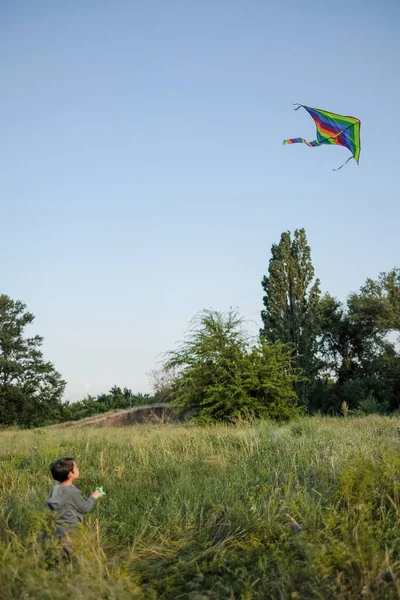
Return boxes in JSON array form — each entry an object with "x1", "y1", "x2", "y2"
[{"x1": 46, "y1": 484, "x2": 96, "y2": 535}]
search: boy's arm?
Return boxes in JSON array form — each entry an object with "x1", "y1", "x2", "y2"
[{"x1": 70, "y1": 487, "x2": 97, "y2": 514}]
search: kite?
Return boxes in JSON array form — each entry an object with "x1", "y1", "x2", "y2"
[{"x1": 283, "y1": 104, "x2": 361, "y2": 171}]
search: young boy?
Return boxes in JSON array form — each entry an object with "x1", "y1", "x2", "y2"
[{"x1": 46, "y1": 457, "x2": 102, "y2": 537}]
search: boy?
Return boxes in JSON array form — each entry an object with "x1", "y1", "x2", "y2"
[{"x1": 46, "y1": 457, "x2": 102, "y2": 537}]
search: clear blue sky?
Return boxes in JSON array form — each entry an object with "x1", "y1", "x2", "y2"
[{"x1": 1, "y1": 0, "x2": 399, "y2": 401}]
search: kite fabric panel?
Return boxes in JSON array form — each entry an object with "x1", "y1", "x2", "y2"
[{"x1": 283, "y1": 104, "x2": 361, "y2": 170}]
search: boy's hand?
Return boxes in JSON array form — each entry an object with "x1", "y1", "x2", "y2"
[{"x1": 92, "y1": 490, "x2": 102, "y2": 500}]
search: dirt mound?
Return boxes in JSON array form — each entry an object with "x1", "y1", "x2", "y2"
[{"x1": 52, "y1": 403, "x2": 182, "y2": 429}]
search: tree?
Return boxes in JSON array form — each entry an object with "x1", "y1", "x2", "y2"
[
  {"x1": 61, "y1": 386, "x2": 154, "y2": 422},
  {"x1": 349, "y1": 268, "x2": 400, "y2": 333},
  {"x1": 163, "y1": 308, "x2": 302, "y2": 423},
  {"x1": 260, "y1": 229, "x2": 321, "y2": 402},
  {"x1": 315, "y1": 269, "x2": 400, "y2": 414},
  {"x1": 0, "y1": 295, "x2": 66, "y2": 427}
]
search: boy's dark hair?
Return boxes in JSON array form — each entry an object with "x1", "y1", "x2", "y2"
[{"x1": 50, "y1": 457, "x2": 75, "y2": 482}]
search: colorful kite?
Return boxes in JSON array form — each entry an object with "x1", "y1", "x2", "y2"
[{"x1": 283, "y1": 104, "x2": 361, "y2": 170}]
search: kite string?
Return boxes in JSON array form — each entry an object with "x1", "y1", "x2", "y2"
[{"x1": 332, "y1": 155, "x2": 355, "y2": 171}]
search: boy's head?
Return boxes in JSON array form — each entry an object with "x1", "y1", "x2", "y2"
[{"x1": 50, "y1": 457, "x2": 80, "y2": 483}]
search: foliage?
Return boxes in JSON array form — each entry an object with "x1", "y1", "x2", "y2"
[
  {"x1": 259, "y1": 230, "x2": 400, "y2": 417},
  {"x1": 61, "y1": 386, "x2": 155, "y2": 423},
  {"x1": 357, "y1": 395, "x2": 384, "y2": 415},
  {"x1": 149, "y1": 367, "x2": 176, "y2": 404},
  {"x1": 316, "y1": 270, "x2": 400, "y2": 414},
  {"x1": 0, "y1": 295, "x2": 66, "y2": 427},
  {"x1": 2, "y1": 230, "x2": 400, "y2": 428},
  {"x1": 2, "y1": 417, "x2": 400, "y2": 598},
  {"x1": 351, "y1": 268, "x2": 400, "y2": 333},
  {"x1": 260, "y1": 228, "x2": 321, "y2": 403},
  {"x1": 163, "y1": 308, "x2": 302, "y2": 423}
]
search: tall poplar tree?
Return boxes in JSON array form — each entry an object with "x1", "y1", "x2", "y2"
[{"x1": 260, "y1": 228, "x2": 321, "y2": 401}]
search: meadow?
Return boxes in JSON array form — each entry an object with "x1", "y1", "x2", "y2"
[{"x1": 1, "y1": 416, "x2": 400, "y2": 599}]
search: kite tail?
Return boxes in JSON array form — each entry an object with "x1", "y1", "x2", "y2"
[
  {"x1": 283, "y1": 138, "x2": 321, "y2": 147},
  {"x1": 332, "y1": 155, "x2": 355, "y2": 171}
]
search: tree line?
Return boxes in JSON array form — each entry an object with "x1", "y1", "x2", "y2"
[
  {"x1": 1, "y1": 228, "x2": 399, "y2": 427},
  {"x1": 260, "y1": 229, "x2": 400, "y2": 415}
]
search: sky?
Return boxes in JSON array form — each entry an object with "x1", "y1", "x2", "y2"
[{"x1": 1, "y1": 0, "x2": 399, "y2": 401}]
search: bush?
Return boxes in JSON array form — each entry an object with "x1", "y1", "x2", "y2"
[{"x1": 163, "y1": 309, "x2": 303, "y2": 423}]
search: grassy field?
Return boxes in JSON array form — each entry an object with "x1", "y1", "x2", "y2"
[{"x1": 1, "y1": 416, "x2": 400, "y2": 599}]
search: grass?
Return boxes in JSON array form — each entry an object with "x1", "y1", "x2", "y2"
[{"x1": 1, "y1": 416, "x2": 400, "y2": 598}]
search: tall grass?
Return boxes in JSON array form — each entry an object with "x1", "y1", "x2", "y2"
[{"x1": 1, "y1": 416, "x2": 400, "y2": 598}]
